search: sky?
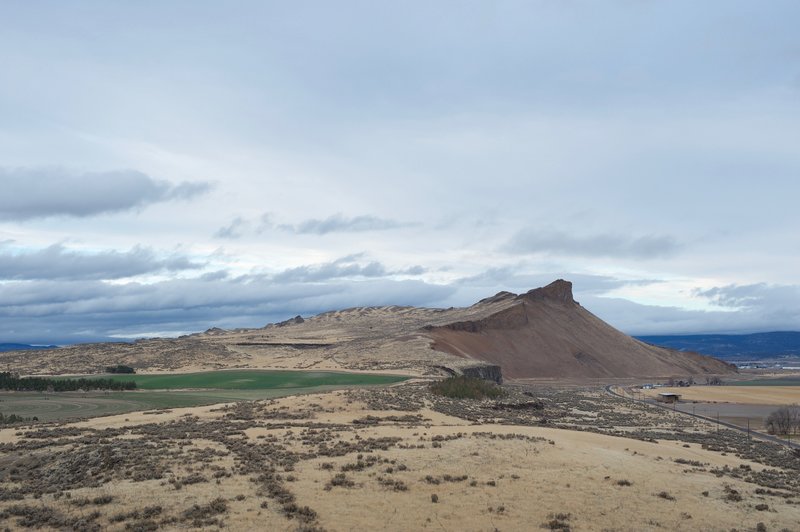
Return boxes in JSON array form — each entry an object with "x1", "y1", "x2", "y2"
[{"x1": 1, "y1": 1, "x2": 799, "y2": 344}]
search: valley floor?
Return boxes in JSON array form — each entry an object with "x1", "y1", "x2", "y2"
[{"x1": 0, "y1": 383, "x2": 798, "y2": 531}]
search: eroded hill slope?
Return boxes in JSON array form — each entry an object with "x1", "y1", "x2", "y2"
[
  {"x1": 426, "y1": 280, "x2": 734, "y2": 379},
  {"x1": 3, "y1": 280, "x2": 734, "y2": 380}
]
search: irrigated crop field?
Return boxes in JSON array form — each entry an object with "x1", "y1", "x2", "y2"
[
  {"x1": 0, "y1": 371, "x2": 407, "y2": 421},
  {"x1": 86, "y1": 370, "x2": 407, "y2": 390}
]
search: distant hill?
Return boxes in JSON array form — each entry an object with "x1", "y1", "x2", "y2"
[
  {"x1": 0, "y1": 343, "x2": 58, "y2": 353},
  {"x1": 636, "y1": 332, "x2": 800, "y2": 361},
  {"x1": 426, "y1": 280, "x2": 734, "y2": 379},
  {"x1": 0, "y1": 280, "x2": 735, "y2": 380}
]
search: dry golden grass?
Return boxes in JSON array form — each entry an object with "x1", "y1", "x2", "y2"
[
  {"x1": 645, "y1": 386, "x2": 800, "y2": 405},
  {"x1": 0, "y1": 388, "x2": 797, "y2": 531}
]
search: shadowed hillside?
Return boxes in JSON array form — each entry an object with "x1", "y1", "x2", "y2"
[{"x1": 426, "y1": 280, "x2": 735, "y2": 379}]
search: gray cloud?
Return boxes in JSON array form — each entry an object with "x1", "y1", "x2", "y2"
[
  {"x1": 279, "y1": 213, "x2": 411, "y2": 235},
  {"x1": 0, "y1": 167, "x2": 211, "y2": 220},
  {"x1": 584, "y1": 292, "x2": 800, "y2": 336},
  {"x1": 1, "y1": 264, "x2": 797, "y2": 344},
  {"x1": 504, "y1": 229, "x2": 681, "y2": 259},
  {"x1": 272, "y1": 255, "x2": 387, "y2": 283},
  {"x1": 271, "y1": 255, "x2": 425, "y2": 284},
  {"x1": 580, "y1": 282, "x2": 800, "y2": 335},
  {"x1": 214, "y1": 217, "x2": 249, "y2": 239},
  {"x1": 401, "y1": 265, "x2": 426, "y2": 276},
  {"x1": 0, "y1": 244, "x2": 203, "y2": 281},
  {"x1": 695, "y1": 283, "x2": 800, "y2": 319},
  {"x1": 455, "y1": 268, "x2": 660, "y2": 294},
  {"x1": 0, "y1": 275, "x2": 455, "y2": 344},
  {"x1": 215, "y1": 213, "x2": 412, "y2": 239}
]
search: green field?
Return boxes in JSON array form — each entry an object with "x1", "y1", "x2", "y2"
[
  {"x1": 0, "y1": 370, "x2": 408, "y2": 422},
  {"x1": 83, "y1": 370, "x2": 407, "y2": 390}
]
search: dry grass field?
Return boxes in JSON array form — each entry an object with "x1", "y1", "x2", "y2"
[
  {"x1": 644, "y1": 386, "x2": 800, "y2": 405},
  {"x1": 0, "y1": 382, "x2": 797, "y2": 531}
]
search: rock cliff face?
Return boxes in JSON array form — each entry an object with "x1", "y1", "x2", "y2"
[
  {"x1": 461, "y1": 364, "x2": 503, "y2": 384},
  {"x1": 426, "y1": 280, "x2": 735, "y2": 379},
  {"x1": 519, "y1": 279, "x2": 576, "y2": 304}
]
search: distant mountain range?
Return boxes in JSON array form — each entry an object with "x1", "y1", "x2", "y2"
[
  {"x1": 636, "y1": 332, "x2": 800, "y2": 361},
  {"x1": 0, "y1": 343, "x2": 58, "y2": 353}
]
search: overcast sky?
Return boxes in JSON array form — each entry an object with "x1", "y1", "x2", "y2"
[{"x1": 1, "y1": 1, "x2": 799, "y2": 344}]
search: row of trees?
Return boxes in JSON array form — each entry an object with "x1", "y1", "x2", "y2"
[
  {"x1": 105, "y1": 364, "x2": 136, "y2": 374},
  {"x1": 0, "y1": 412, "x2": 37, "y2": 424},
  {"x1": 765, "y1": 404, "x2": 800, "y2": 436},
  {"x1": 0, "y1": 372, "x2": 136, "y2": 392},
  {"x1": 665, "y1": 376, "x2": 724, "y2": 386}
]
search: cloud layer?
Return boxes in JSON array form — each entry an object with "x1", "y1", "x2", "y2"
[
  {"x1": 0, "y1": 244, "x2": 202, "y2": 281},
  {"x1": 4, "y1": 257, "x2": 797, "y2": 344},
  {"x1": 0, "y1": 274, "x2": 454, "y2": 344},
  {"x1": 0, "y1": 167, "x2": 210, "y2": 220},
  {"x1": 504, "y1": 229, "x2": 681, "y2": 259},
  {"x1": 0, "y1": 2, "x2": 798, "y2": 342},
  {"x1": 283, "y1": 214, "x2": 411, "y2": 235}
]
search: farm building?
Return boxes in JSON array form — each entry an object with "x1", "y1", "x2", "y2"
[{"x1": 656, "y1": 392, "x2": 681, "y2": 404}]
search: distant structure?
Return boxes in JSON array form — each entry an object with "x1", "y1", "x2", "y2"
[{"x1": 656, "y1": 392, "x2": 681, "y2": 404}]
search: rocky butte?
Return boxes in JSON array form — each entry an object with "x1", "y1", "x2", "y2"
[
  {"x1": 425, "y1": 279, "x2": 735, "y2": 380},
  {"x1": 4, "y1": 279, "x2": 735, "y2": 382}
]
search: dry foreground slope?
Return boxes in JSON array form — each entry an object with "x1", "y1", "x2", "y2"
[
  {"x1": 0, "y1": 384, "x2": 798, "y2": 531},
  {"x1": 3, "y1": 280, "x2": 733, "y2": 380}
]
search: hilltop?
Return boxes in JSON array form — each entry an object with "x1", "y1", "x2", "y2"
[
  {"x1": 426, "y1": 280, "x2": 734, "y2": 379},
  {"x1": 1, "y1": 280, "x2": 734, "y2": 380}
]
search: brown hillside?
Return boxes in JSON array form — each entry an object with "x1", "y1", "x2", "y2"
[
  {"x1": 426, "y1": 280, "x2": 734, "y2": 379},
  {"x1": 3, "y1": 279, "x2": 735, "y2": 380}
]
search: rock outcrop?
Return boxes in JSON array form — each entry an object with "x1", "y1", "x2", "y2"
[
  {"x1": 425, "y1": 280, "x2": 735, "y2": 379},
  {"x1": 461, "y1": 364, "x2": 503, "y2": 384}
]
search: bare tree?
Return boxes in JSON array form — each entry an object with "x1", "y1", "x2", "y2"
[{"x1": 765, "y1": 404, "x2": 800, "y2": 435}]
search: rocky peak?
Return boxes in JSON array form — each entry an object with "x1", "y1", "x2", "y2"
[
  {"x1": 275, "y1": 315, "x2": 305, "y2": 327},
  {"x1": 518, "y1": 279, "x2": 574, "y2": 304},
  {"x1": 476, "y1": 291, "x2": 518, "y2": 305}
]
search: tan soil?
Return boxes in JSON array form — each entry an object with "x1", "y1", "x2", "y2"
[{"x1": 0, "y1": 388, "x2": 797, "y2": 531}]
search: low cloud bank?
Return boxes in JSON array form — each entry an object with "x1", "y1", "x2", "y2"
[{"x1": 0, "y1": 167, "x2": 210, "y2": 220}]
